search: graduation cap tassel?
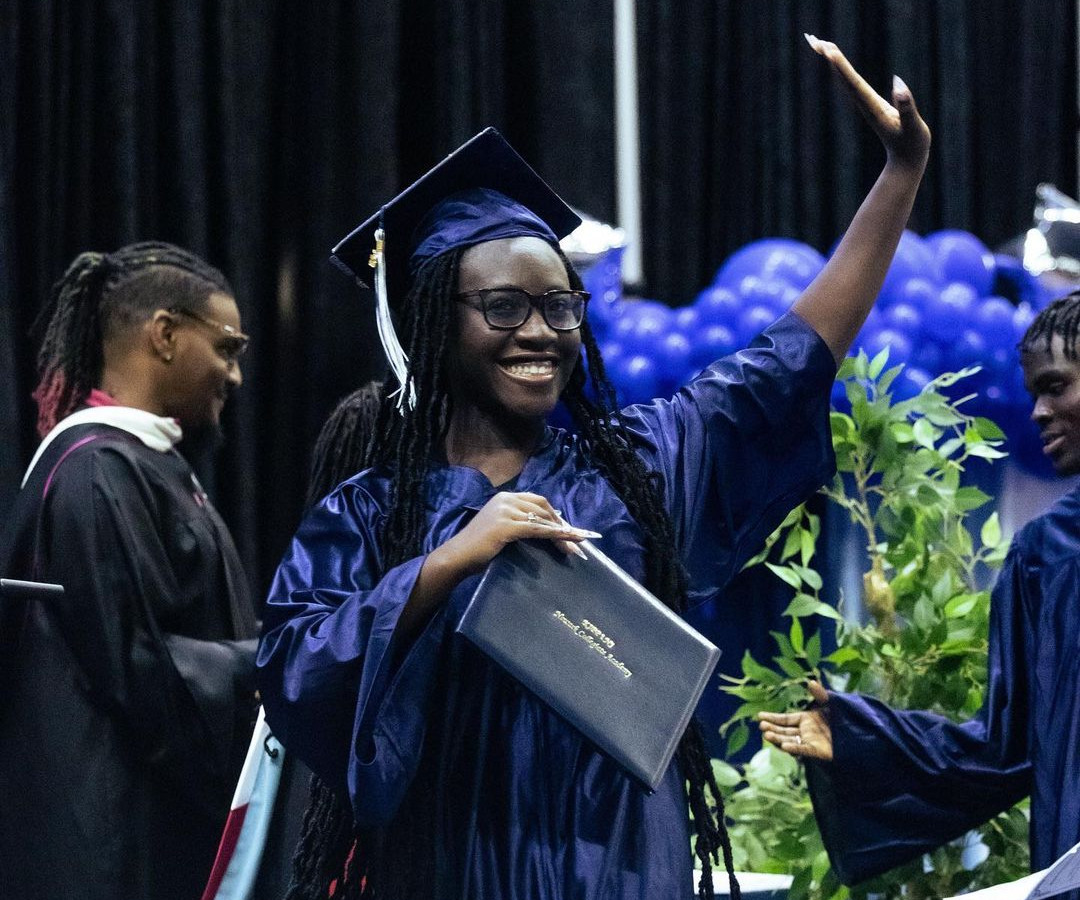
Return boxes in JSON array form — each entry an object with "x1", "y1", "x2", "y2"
[{"x1": 371, "y1": 227, "x2": 416, "y2": 412}]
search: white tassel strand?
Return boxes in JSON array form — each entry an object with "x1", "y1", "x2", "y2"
[{"x1": 370, "y1": 227, "x2": 416, "y2": 412}]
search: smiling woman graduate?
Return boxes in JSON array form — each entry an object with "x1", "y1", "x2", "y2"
[{"x1": 256, "y1": 38, "x2": 930, "y2": 900}]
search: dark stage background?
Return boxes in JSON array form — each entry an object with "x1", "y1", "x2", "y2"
[{"x1": 2, "y1": 0, "x2": 1077, "y2": 605}]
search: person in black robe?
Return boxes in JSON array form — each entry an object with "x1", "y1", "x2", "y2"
[
  {"x1": 758, "y1": 293, "x2": 1080, "y2": 889},
  {"x1": 0, "y1": 243, "x2": 259, "y2": 900}
]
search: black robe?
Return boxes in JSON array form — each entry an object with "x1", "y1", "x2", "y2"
[{"x1": 0, "y1": 421, "x2": 258, "y2": 900}]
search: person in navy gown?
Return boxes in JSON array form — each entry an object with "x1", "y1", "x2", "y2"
[
  {"x1": 759, "y1": 294, "x2": 1080, "y2": 888},
  {"x1": 257, "y1": 38, "x2": 930, "y2": 900}
]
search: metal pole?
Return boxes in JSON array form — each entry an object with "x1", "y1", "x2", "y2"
[{"x1": 614, "y1": 0, "x2": 644, "y2": 286}]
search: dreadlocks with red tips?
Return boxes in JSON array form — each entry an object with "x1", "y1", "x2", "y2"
[{"x1": 32, "y1": 241, "x2": 232, "y2": 436}]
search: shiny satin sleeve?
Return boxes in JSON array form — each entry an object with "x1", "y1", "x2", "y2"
[
  {"x1": 805, "y1": 544, "x2": 1035, "y2": 885},
  {"x1": 619, "y1": 311, "x2": 838, "y2": 607},
  {"x1": 256, "y1": 481, "x2": 445, "y2": 824}
]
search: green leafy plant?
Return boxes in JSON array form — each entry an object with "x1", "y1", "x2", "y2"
[{"x1": 715, "y1": 351, "x2": 1029, "y2": 900}]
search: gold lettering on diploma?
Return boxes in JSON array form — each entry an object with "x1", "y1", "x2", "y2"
[{"x1": 552, "y1": 610, "x2": 633, "y2": 678}]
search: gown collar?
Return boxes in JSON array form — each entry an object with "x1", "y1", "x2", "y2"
[
  {"x1": 424, "y1": 426, "x2": 571, "y2": 510},
  {"x1": 22, "y1": 406, "x2": 184, "y2": 487}
]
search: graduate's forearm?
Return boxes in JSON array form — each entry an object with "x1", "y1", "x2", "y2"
[
  {"x1": 792, "y1": 156, "x2": 926, "y2": 365},
  {"x1": 395, "y1": 543, "x2": 468, "y2": 641}
]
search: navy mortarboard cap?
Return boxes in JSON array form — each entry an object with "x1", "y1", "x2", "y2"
[{"x1": 331, "y1": 128, "x2": 581, "y2": 410}]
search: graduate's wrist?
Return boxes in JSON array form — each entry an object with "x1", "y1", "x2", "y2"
[{"x1": 882, "y1": 151, "x2": 928, "y2": 180}]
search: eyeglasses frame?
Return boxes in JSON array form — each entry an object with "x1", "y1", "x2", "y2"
[
  {"x1": 169, "y1": 306, "x2": 250, "y2": 364},
  {"x1": 453, "y1": 288, "x2": 590, "y2": 332}
]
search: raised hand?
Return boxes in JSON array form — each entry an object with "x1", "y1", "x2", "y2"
[
  {"x1": 757, "y1": 680, "x2": 834, "y2": 761},
  {"x1": 791, "y1": 37, "x2": 931, "y2": 363},
  {"x1": 805, "y1": 34, "x2": 930, "y2": 173}
]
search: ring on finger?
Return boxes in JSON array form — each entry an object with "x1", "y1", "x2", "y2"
[
  {"x1": 527, "y1": 512, "x2": 538, "y2": 524},
  {"x1": 794, "y1": 734, "x2": 803, "y2": 745}
]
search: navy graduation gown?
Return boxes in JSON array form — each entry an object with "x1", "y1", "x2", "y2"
[
  {"x1": 806, "y1": 484, "x2": 1080, "y2": 887},
  {"x1": 258, "y1": 312, "x2": 837, "y2": 899},
  {"x1": 0, "y1": 423, "x2": 258, "y2": 900}
]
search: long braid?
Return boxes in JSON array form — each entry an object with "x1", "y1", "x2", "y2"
[
  {"x1": 372, "y1": 254, "x2": 459, "y2": 569},
  {"x1": 284, "y1": 259, "x2": 461, "y2": 898},
  {"x1": 307, "y1": 381, "x2": 388, "y2": 507},
  {"x1": 32, "y1": 253, "x2": 112, "y2": 435},
  {"x1": 1019, "y1": 291, "x2": 1080, "y2": 360},
  {"x1": 557, "y1": 250, "x2": 740, "y2": 900},
  {"x1": 32, "y1": 241, "x2": 232, "y2": 436},
  {"x1": 288, "y1": 244, "x2": 740, "y2": 900}
]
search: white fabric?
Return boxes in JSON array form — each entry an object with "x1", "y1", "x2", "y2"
[
  {"x1": 373, "y1": 226, "x2": 416, "y2": 412},
  {"x1": 22, "y1": 406, "x2": 183, "y2": 487},
  {"x1": 205, "y1": 708, "x2": 285, "y2": 900}
]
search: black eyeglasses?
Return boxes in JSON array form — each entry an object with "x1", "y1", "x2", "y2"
[
  {"x1": 170, "y1": 306, "x2": 250, "y2": 364},
  {"x1": 454, "y1": 289, "x2": 589, "y2": 332}
]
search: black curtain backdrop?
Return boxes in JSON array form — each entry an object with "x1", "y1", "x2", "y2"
[{"x1": 2, "y1": 0, "x2": 1076, "y2": 599}]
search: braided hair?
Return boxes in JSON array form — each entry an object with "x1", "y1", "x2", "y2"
[
  {"x1": 287, "y1": 245, "x2": 740, "y2": 900},
  {"x1": 32, "y1": 241, "x2": 232, "y2": 436},
  {"x1": 1019, "y1": 291, "x2": 1080, "y2": 360},
  {"x1": 307, "y1": 381, "x2": 389, "y2": 507}
]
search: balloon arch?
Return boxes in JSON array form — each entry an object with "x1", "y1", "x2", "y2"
[{"x1": 573, "y1": 230, "x2": 1060, "y2": 477}]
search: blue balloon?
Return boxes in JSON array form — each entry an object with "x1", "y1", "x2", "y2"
[
  {"x1": 948, "y1": 328, "x2": 988, "y2": 372},
  {"x1": 694, "y1": 285, "x2": 741, "y2": 326},
  {"x1": 968, "y1": 382, "x2": 1012, "y2": 424},
  {"x1": 911, "y1": 339, "x2": 944, "y2": 375},
  {"x1": 610, "y1": 353, "x2": 660, "y2": 405},
  {"x1": 1010, "y1": 419, "x2": 1055, "y2": 479},
  {"x1": 655, "y1": 332, "x2": 694, "y2": 392},
  {"x1": 881, "y1": 302, "x2": 924, "y2": 340},
  {"x1": 985, "y1": 345, "x2": 1017, "y2": 378},
  {"x1": 619, "y1": 307, "x2": 672, "y2": 357},
  {"x1": 672, "y1": 305, "x2": 702, "y2": 336},
  {"x1": 586, "y1": 295, "x2": 626, "y2": 340},
  {"x1": 923, "y1": 282, "x2": 977, "y2": 343},
  {"x1": 878, "y1": 231, "x2": 944, "y2": 305},
  {"x1": 831, "y1": 379, "x2": 851, "y2": 414},
  {"x1": 579, "y1": 245, "x2": 625, "y2": 296},
  {"x1": 599, "y1": 339, "x2": 625, "y2": 371},
  {"x1": 974, "y1": 296, "x2": 1017, "y2": 349},
  {"x1": 852, "y1": 307, "x2": 884, "y2": 354},
  {"x1": 629, "y1": 299, "x2": 672, "y2": 321},
  {"x1": 893, "y1": 367, "x2": 931, "y2": 401},
  {"x1": 691, "y1": 324, "x2": 739, "y2": 369},
  {"x1": 926, "y1": 230, "x2": 996, "y2": 297},
  {"x1": 737, "y1": 276, "x2": 800, "y2": 314},
  {"x1": 893, "y1": 276, "x2": 940, "y2": 314},
  {"x1": 736, "y1": 304, "x2": 778, "y2": 346},
  {"x1": 1001, "y1": 363, "x2": 1029, "y2": 406},
  {"x1": 714, "y1": 239, "x2": 825, "y2": 291},
  {"x1": 862, "y1": 328, "x2": 914, "y2": 367},
  {"x1": 1012, "y1": 303, "x2": 1036, "y2": 344}
]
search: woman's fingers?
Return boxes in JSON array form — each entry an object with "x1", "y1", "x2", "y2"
[
  {"x1": 809, "y1": 35, "x2": 897, "y2": 123},
  {"x1": 511, "y1": 494, "x2": 601, "y2": 542},
  {"x1": 806, "y1": 34, "x2": 899, "y2": 134},
  {"x1": 804, "y1": 33, "x2": 930, "y2": 170},
  {"x1": 757, "y1": 710, "x2": 804, "y2": 726},
  {"x1": 807, "y1": 680, "x2": 829, "y2": 705}
]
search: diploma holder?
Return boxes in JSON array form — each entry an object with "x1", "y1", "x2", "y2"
[{"x1": 456, "y1": 538, "x2": 720, "y2": 791}]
